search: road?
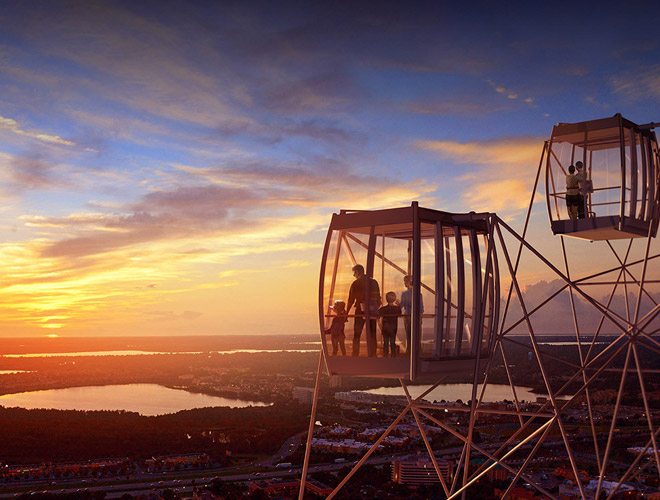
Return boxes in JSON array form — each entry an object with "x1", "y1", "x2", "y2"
[{"x1": 0, "y1": 452, "x2": 420, "y2": 499}]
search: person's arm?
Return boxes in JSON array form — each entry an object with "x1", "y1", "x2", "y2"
[
  {"x1": 346, "y1": 282, "x2": 356, "y2": 314},
  {"x1": 376, "y1": 306, "x2": 383, "y2": 329}
]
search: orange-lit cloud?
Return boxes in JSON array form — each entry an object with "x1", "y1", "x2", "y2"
[
  {"x1": 417, "y1": 136, "x2": 544, "y2": 213},
  {"x1": 0, "y1": 155, "x2": 434, "y2": 333}
]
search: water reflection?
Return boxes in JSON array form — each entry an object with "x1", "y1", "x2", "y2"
[
  {"x1": 0, "y1": 383, "x2": 270, "y2": 416},
  {"x1": 358, "y1": 383, "x2": 569, "y2": 402}
]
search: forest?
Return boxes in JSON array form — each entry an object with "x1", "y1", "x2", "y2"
[{"x1": 0, "y1": 403, "x2": 307, "y2": 465}]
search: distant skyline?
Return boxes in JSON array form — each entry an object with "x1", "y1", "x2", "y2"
[{"x1": 0, "y1": 1, "x2": 658, "y2": 336}]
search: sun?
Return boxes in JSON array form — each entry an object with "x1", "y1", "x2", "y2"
[{"x1": 45, "y1": 333, "x2": 59, "y2": 338}]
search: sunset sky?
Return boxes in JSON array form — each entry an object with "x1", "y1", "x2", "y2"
[{"x1": 0, "y1": 1, "x2": 658, "y2": 337}]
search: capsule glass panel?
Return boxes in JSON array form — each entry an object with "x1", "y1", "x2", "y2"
[{"x1": 419, "y1": 223, "x2": 437, "y2": 358}]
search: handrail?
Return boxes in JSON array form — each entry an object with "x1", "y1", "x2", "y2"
[
  {"x1": 590, "y1": 201, "x2": 626, "y2": 207},
  {"x1": 549, "y1": 197, "x2": 630, "y2": 207},
  {"x1": 551, "y1": 185, "x2": 621, "y2": 196}
]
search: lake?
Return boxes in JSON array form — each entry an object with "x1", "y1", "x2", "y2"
[
  {"x1": 358, "y1": 382, "x2": 566, "y2": 402},
  {"x1": 0, "y1": 383, "x2": 270, "y2": 416}
]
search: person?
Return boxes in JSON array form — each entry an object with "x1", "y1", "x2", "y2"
[
  {"x1": 346, "y1": 264, "x2": 381, "y2": 357},
  {"x1": 400, "y1": 275, "x2": 423, "y2": 355},
  {"x1": 325, "y1": 300, "x2": 347, "y2": 356},
  {"x1": 565, "y1": 165, "x2": 580, "y2": 220},
  {"x1": 575, "y1": 161, "x2": 593, "y2": 218},
  {"x1": 378, "y1": 292, "x2": 401, "y2": 358},
  {"x1": 575, "y1": 161, "x2": 587, "y2": 219}
]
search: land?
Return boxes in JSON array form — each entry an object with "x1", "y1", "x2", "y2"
[{"x1": 0, "y1": 334, "x2": 657, "y2": 498}]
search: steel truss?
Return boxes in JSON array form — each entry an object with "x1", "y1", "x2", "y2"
[{"x1": 299, "y1": 147, "x2": 659, "y2": 499}]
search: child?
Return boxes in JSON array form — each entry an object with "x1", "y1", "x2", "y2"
[
  {"x1": 378, "y1": 292, "x2": 401, "y2": 357},
  {"x1": 325, "y1": 300, "x2": 347, "y2": 356}
]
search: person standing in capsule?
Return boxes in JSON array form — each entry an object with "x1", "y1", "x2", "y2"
[{"x1": 346, "y1": 264, "x2": 381, "y2": 357}]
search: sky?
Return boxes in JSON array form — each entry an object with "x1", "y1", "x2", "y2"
[{"x1": 0, "y1": 1, "x2": 658, "y2": 337}]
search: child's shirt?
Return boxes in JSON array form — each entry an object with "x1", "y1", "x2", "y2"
[
  {"x1": 378, "y1": 304, "x2": 401, "y2": 335},
  {"x1": 326, "y1": 313, "x2": 347, "y2": 338}
]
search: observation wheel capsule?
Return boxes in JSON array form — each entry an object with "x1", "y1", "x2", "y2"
[
  {"x1": 545, "y1": 114, "x2": 659, "y2": 240},
  {"x1": 318, "y1": 202, "x2": 500, "y2": 382}
]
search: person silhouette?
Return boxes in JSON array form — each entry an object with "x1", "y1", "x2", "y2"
[
  {"x1": 325, "y1": 300, "x2": 347, "y2": 356},
  {"x1": 565, "y1": 165, "x2": 579, "y2": 220},
  {"x1": 575, "y1": 161, "x2": 587, "y2": 219},
  {"x1": 346, "y1": 264, "x2": 381, "y2": 357},
  {"x1": 400, "y1": 275, "x2": 423, "y2": 355},
  {"x1": 378, "y1": 292, "x2": 401, "y2": 358}
]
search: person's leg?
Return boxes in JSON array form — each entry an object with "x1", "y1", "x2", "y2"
[
  {"x1": 367, "y1": 319, "x2": 377, "y2": 357},
  {"x1": 382, "y1": 332, "x2": 389, "y2": 357},
  {"x1": 404, "y1": 316, "x2": 411, "y2": 354},
  {"x1": 578, "y1": 195, "x2": 585, "y2": 219},
  {"x1": 353, "y1": 316, "x2": 364, "y2": 356},
  {"x1": 390, "y1": 333, "x2": 397, "y2": 358},
  {"x1": 331, "y1": 336, "x2": 338, "y2": 356},
  {"x1": 569, "y1": 199, "x2": 577, "y2": 220},
  {"x1": 567, "y1": 196, "x2": 576, "y2": 220},
  {"x1": 339, "y1": 337, "x2": 346, "y2": 356}
]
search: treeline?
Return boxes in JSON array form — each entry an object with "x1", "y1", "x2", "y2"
[
  {"x1": 0, "y1": 403, "x2": 307, "y2": 465},
  {"x1": 0, "y1": 351, "x2": 319, "y2": 396}
]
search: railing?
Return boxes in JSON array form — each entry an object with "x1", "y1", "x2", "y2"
[{"x1": 548, "y1": 184, "x2": 629, "y2": 220}]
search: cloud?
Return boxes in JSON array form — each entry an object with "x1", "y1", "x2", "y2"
[
  {"x1": 25, "y1": 157, "x2": 433, "y2": 261},
  {"x1": 0, "y1": 115, "x2": 74, "y2": 146},
  {"x1": 463, "y1": 179, "x2": 532, "y2": 212},
  {"x1": 417, "y1": 136, "x2": 543, "y2": 169},
  {"x1": 176, "y1": 157, "x2": 435, "y2": 207},
  {"x1": 211, "y1": 117, "x2": 364, "y2": 146},
  {"x1": 0, "y1": 151, "x2": 75, "y2": 195},
  {"x1": 404, "y1": 99, "x2": 506, "y2": 116},
  {"x1": 37, "y1": 185, "x2": 259, "y2": 259},
  {"x1": 487, "y1": 81, "x2": 535, "y2": 107},
  {"x1": 417, "y1": 136, "x2": 544, "y2": 213},
  {"x1": 610, "y1": 64, "x2": 660, "y2": 101},
  {"x1": 257, "y1": 70, "x2": 361, "y2": 113}
]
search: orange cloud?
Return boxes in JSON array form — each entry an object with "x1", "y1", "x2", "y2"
[{"x1": 417, "y1": 136, "x2": 545, "y2": 214}]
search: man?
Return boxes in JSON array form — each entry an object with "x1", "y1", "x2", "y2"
[
  {"x1": 565, "y1": 165, "x2": 580, "y2": 220},
  {"x1": 400, "y1": 275, "x2": 423, "y2": 355},
  {"x1": 575, "y1": 161, "x2": 593, "y2": 219},
  {"x1": 346, "y1": 264, "x2": 381, "y2": 357}
]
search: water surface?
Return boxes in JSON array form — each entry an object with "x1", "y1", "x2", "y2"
[
  {"x1": 359, "y1": 383, "x2": 565, "y2": 403},
  {"x1": 0, "y1": 383, "x2": 270, "y2": 415}
]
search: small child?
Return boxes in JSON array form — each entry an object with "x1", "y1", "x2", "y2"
[
  {"x1": 378, "y1": 292, "x2": 401, "y2": 358},
  {"x1": 325, "y1": 300, "x2": 347, "y2": 356}
]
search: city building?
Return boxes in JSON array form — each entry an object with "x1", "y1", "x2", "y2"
[{"x1": 391, "y1": 459, "x2": 453, "y2": 485}]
